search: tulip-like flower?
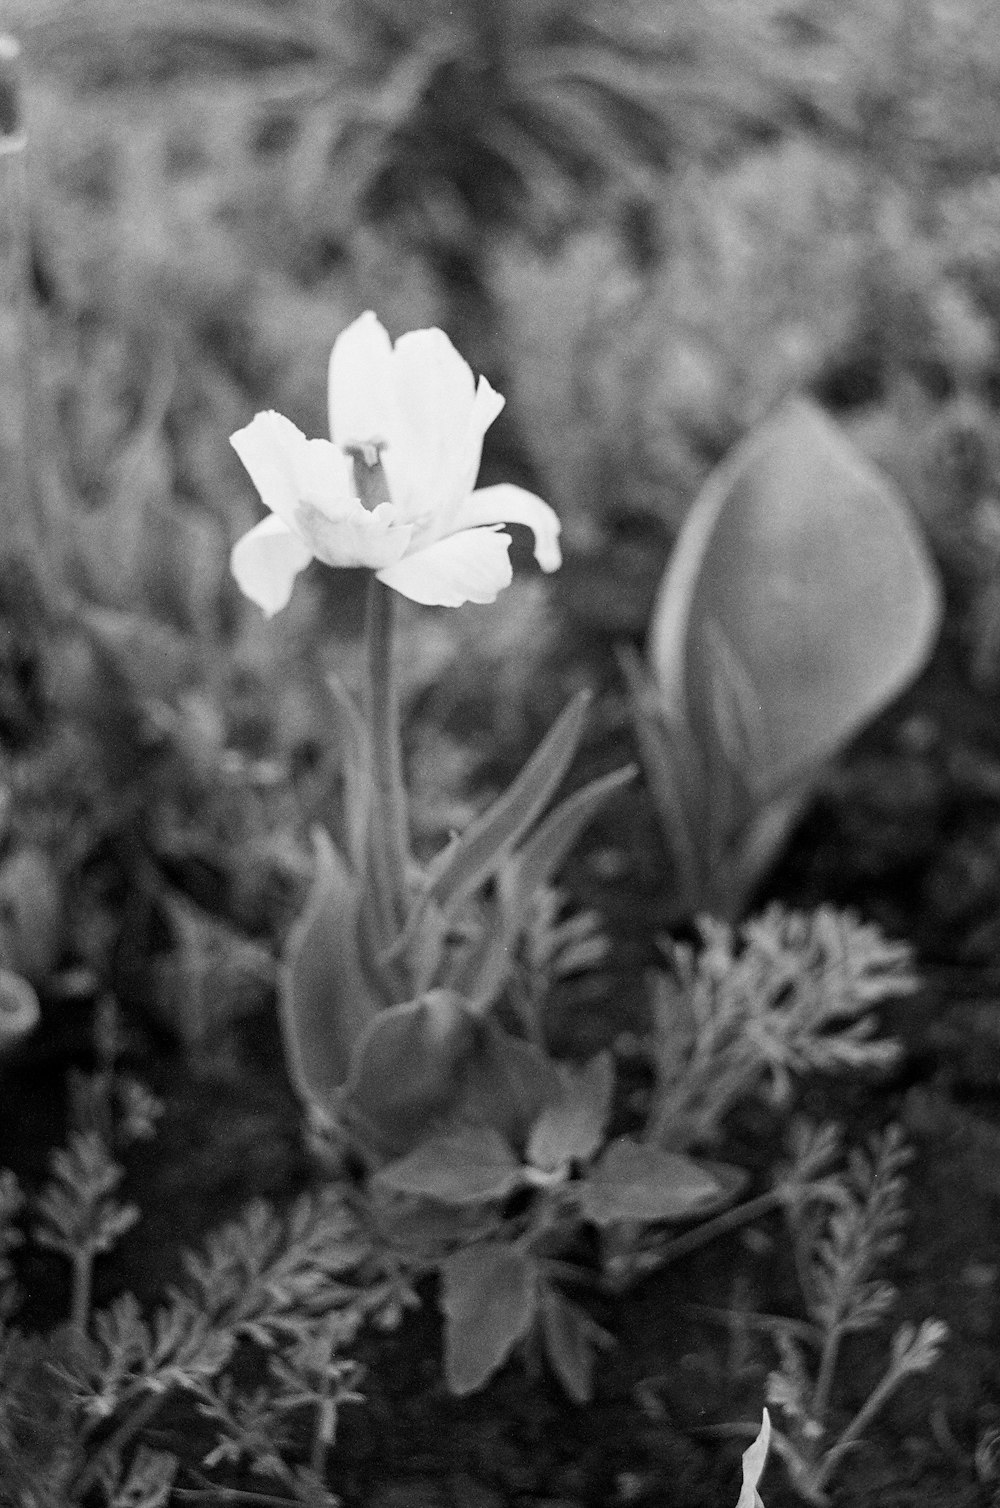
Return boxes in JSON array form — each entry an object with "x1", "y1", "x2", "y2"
[{"x1": 230, "y1": 311, "x2": 562, "y2": 613}]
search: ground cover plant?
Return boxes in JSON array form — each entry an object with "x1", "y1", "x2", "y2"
[{"x1": 4, "y1": 2, "x2": 1000, "y2": 1506}]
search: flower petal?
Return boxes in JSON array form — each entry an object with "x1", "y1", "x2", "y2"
[
  {"x1": 296, "y1": 499, "x2": 413, "y2": 570},
  {"x1": 451, "y1": 375, "x2": 507, "y2": 504},
  {"x1": 736, "y1": 1410, "x2": 771, "y2": 1508},
  {"x1": 376, "y1": 527, "x2": 513, "y2": 606},
  {"x1": 328, "y1": 311, "x2": 397, "y2": 452},
  {"x1": 291, "y1": 437, "x2": 358, "y2": 517},
  {"x1": 231, "y1": 411, "x2": 316, "y2": 530},
  {"x1": 382, "y1": 327, "x2": 479, "y2": 521},
  {"x1": 452, "y1": 484, "x2": 562, "y2": 573},
  {"x1": 231, "y1": 514, "x2": 313, "y2": 617}
]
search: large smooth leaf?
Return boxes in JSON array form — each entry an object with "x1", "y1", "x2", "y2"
[
  {"x1": 579, "y1": 1138, "x2": 722, "y2": 1226},
  {"x1": 278, "y1": 828, "x2": 381, "y2": 1126},
  {"x1": 650, "y1": 398, "x2": 941, "y2": 799},
  {"x1": 375, "y1": 1124, "x2": 522, "y2": 1206},
  {"x1": 440, "y1": 1241, "x2": 537, "y2": 1395}
]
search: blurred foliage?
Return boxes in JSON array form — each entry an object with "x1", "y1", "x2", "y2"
[{"x1": 0, "y1": 0, "x2": 999, "y2": 1047}]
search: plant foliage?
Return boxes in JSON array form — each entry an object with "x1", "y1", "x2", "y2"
[{"x1": 623, "y1": 397, "x2": 941, "y2": 921}]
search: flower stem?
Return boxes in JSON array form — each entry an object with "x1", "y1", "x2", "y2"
[
  {"x1": 72, "y1": 1391, "x2": 164, "y2": 1498},
  {"x1": 810, "y1": 1323, "x2": 843, "y2": 1435},
  {"x1": 362, "y1": 577, "x2": 412, "y2": 978},
  {"x1": 812, "y1": 1359, "x2": 904, "y2": 1497},
  {"x1": 655, "y1": 1188, "x2": 784, "y2": 1266},
  {"x1": 70, "y1": 1244, "x2": 94, "y2": 1337}
]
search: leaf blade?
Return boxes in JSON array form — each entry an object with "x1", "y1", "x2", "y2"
[
  {"x1": 441, "y1": 1242, "x2": 537, "y2": 1395},
  {"x1": 579, "y1": 1138, "x2": 722, "y2": 1226}
]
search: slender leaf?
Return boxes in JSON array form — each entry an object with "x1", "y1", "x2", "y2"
[
  {"x1": 453, "y1": 763, "x2": 635, "y2": 1015},
  {"x1": 421, "y1": 690, "x2": 591, "y2": 921},
  {"x1": 509, "y1": 762, "x2": 637, "y2": 906},
  {"x1": 440, "y1": 1241, "x2": 537, "y2": 1395}
]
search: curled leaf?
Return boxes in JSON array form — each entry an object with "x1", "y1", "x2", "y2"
[
  {"x1": 650, "y1": 398, "x2": 941, "y2": 794},
  {"x1": 640, "y1": 398, "x2": 942, "y2": 918},
  {"x1": 342, "y1": 990, "x2": 476, "y2": 1160},
  {"x1": 279, "y1": 829, "x2": 381, "y2": 1125}
]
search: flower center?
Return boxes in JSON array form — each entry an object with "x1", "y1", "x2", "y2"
[{"x1": 346, "y1": 443, "x2": 392, "y2": 512}]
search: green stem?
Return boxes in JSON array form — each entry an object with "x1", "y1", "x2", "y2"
[
  {"x1": 72, "y1": 1390, "x2": 165, "y2": 1498},
  {"x1": 176, "y1": 1484, "x2": 298, "y2": 1507},
  {"x1": 810, "y1": 1323, "x2": 843, "y2": 1435},
  {"x1": 70, "y1": 1245, "x2": 94, "y2": 1337},
  {"x1": 654, "y1": 1188, "x2": 784, "y2": 1266},
  {"x1": 362, "y1": 577, "x2": 411, "y2": 968},
  {"x1": 813, "y1": 1359, "x2": 904, "y2": 1496}
]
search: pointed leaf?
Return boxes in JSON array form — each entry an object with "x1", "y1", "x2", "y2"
[
  {"x1": 510, "y1": 762, "x2": 637, "y2": 904},
  {"x1": 422, "y1": 690, "x2": 591, "y2": 920},
  {"x1": 445, "y1": 883, "x2": 520, "y2": 1012},
  {"x1": 527, "y1": 1052, "x2": 615, "y2": 1171},
  {"x1": 441, "y1": 1241, "x2": 537, "y2": 1395},
  {"x1": 617, "y1": 643, "x2": 704, "y2": 912},
  {"x1": 342, "y1": 990, "x2": 476, "y2": 1160},
  {"x1": 375, "y1": 1124, "x2": 522, "y2": 1206},
  {"x1": 539, "y1": 1284, "x2": 608, "y2": 1403},
  {"x1": 451, "y1": 764, "x2": 635, "y2": 1015},
  {"x1": 278, "y1": 829, "x2": 380, "y2": 1124},
  {"x1": 650, "y1": 398, "x2": 941, "y2": 799},
  {"x1": 455, "y1": 1018, "x2": 562, "y2": 1152},
  {"x1": 579, "y1": 1138, "x2": 722, "y2": 1226}
]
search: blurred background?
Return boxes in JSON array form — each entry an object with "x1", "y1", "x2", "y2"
[{"x1": 5, "y1": 0, "x2": 1000, "y2": 1052}]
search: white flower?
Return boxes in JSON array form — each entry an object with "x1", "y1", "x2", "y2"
[{"x1": 230, "y1": 312, "x2": 561, "y2": 614}]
